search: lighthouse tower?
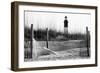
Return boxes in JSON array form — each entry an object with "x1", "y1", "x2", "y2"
[{"x1": 64, "y1": 16, "x2": 68, "y2": 34}]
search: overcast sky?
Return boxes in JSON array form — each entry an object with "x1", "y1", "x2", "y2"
[{"x1": 25, "y1": 11, "x2": 91, "y2": 33}]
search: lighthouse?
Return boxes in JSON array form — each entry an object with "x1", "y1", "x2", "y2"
[{"x1": 64, "y1": 16, "x2": 68, "y2": 34}]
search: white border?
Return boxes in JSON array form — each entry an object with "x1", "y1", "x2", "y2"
[{"x1": 19, "y1": 5, "x2": 96, "y2": 68}]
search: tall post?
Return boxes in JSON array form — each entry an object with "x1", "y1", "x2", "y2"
[
  {"x1": 46, "y1": 28, "x2": 49, "y2": 48},
  {"x1": 86, "y1": 27, "x2": 90, "y2": 57},
  {"x1": 30, "y1": 24, "x2": 33, "y2": 59}
]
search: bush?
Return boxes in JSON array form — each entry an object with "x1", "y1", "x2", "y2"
[{"x1": 24, "y1": 26, "x2": 90, "y2": 41}]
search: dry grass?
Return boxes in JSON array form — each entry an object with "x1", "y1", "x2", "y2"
[
  {"x1": 36, "y1": 48, "x2": 89, "y2": 61},
  {"x1": 24, "y1": 40, "x2": 90, "y2": 62},
  {"x1": 25, "y1": 48, "x2": 89, "y2": 62}
]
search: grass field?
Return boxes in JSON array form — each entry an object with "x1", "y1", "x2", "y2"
[
  {"x1": 37, "y1": 48, "x2": 89, "y2": 61},
  {"x1": 24, "y1": 40, "x2": 90, "y2": 61},
  {"x1": 38, "y1": 40, "x2": 86, "y2": 51}
]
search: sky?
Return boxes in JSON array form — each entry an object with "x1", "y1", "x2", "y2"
[{"x1": 25, "y1": 11, "x2": 91, "y2": 33}]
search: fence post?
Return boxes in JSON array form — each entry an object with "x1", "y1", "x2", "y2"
[
  {"x1": 46, "y1": 28, "x2": 49, "y2": 48},
  {"x1": 30, "y1": 24, "x2": 33, "y2": 59},
  {"x1": 86, "y1": 27, "x2": 90, "y2": 57}
]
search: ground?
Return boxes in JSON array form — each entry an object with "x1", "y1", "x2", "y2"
[{"x1": 24, "y1": 40, "x2": 90, "y2": 62}]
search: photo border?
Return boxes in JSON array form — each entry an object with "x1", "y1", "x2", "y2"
[{"x1": 11, "y1": 1, "x2": 98, "y2": 71}]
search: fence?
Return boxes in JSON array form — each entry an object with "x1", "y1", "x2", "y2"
[
  {"x1": 79, "y1": 27, "x2": 90, "y2": 57},
  {"x1": 24, "y1": 24, "x2": 33, "y2": 60},
  {"x1": 24, "y1": 25, "x2": 90, "y2": 61}
]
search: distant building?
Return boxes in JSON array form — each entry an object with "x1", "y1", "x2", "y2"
[{"x1": 64, "y1": 16, "x2": 68, "y2": 34}]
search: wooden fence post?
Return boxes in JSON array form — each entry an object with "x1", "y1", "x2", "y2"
[
  {"x1": 46, "y1": 28, "x2": 49, "y2": 48},
  {"x1": 30, "y1": 24, "x2": 33, "y2": 59},
  {"x1": 86, "y1": 27, "x2": 90, "y2": 57}
]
